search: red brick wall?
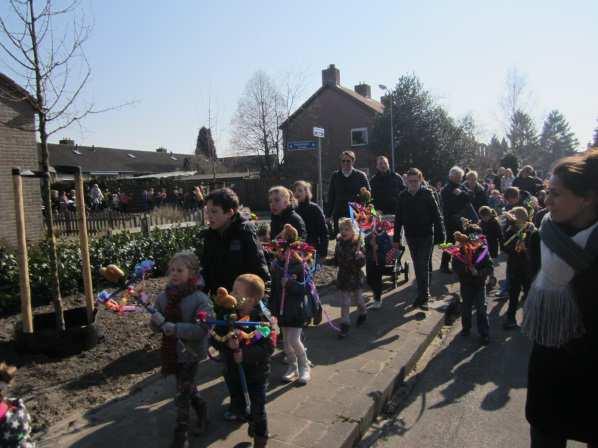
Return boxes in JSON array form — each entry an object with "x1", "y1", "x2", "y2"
[
  {"x1": 0, "y1": 93, "x2": 43, "y2": 248},
  {"x1": 283, "y1": 88, "x2": 388, "y2": 192}
]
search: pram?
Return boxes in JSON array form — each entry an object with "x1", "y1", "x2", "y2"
[{"x1": 378, "y1": 215, "x2": 409, "y2": 289}]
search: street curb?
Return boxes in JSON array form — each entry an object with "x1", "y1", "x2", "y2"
[{"x1": 323, "y1": 294, "x2": 454, "y2": 448}]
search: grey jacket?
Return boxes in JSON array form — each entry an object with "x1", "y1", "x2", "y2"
[{"x1": 149, "y1": 290, "x2": 213, "y2": 363}]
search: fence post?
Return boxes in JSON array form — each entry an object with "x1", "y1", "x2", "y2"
[
  {"x1": 141, "y1": 214, "x2": 150, "y2": 236},
  {"x1": 75, "y1": 168, "x2": 95, "y2": 323},
  {"x1": 12, "y1": 168, "x2": 33, "y2": 334}
]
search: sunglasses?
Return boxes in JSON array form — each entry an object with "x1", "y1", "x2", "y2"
[{"x1": 341, "y1": 159, "x2": 352, "y2": 163}]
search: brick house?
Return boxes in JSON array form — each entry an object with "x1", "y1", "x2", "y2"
[
  {"x1": 280, "y1": 64, "x2": 386, "y2": 198},
  {"x1": 0, "y1": 73, "x2": 43, "y2": 248}
]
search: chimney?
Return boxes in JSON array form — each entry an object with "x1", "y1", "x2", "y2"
[
  {"x1": 354, "y1": 83, "x2": 371, "y2": 99},
  {"x1": 322, "y1": 64, "x2": 340, "y2": 87}
]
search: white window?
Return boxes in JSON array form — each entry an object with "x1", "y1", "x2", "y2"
[{"x1": 351, "y1": 128, "x2": 368, "y2": 147}]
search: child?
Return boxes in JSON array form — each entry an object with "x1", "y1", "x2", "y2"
[
  {"x1": 451, "y1": 225, "x2": 493, "y2": 345},
  {"x1": 269, "y1": 186, "x2": 306, "y2": 240},
  {"x1": 365, "y1": 221, "x2": 393, "y2": 309},
  {"x1": 502, "y1": 207, "x2": 540, "y2": 329},
  {"x1": 334, "y1": 218, "x2": 367, "y2": 337},
  {"x1": 478, "y1": 206, "x2": 503, "y2": 291},
  {"x1": 149, "y1": 251, "x2": 214, "y2": 448},
  {"x1": 219, "y1": 274, "x2": 275, "y2": 448},
  {"x1": 488, "y1": 189, "x2": 505, "y2": 214},
  {"x1": 269, "y1": 225, "x2": 311, "y2": 384},
  {"x1": 0, "y1": 363, "x2": 34, "y2": 448}
]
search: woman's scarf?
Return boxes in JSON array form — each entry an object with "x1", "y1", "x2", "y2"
[
  {"x1": 161, "y1": 280, "x2": 196, "y2": 375},
  {"x1": 522, "y1": 215, "x2": 598, "y2": 347}
]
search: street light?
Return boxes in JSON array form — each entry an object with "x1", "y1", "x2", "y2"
[{"x1": 378, "y1": 84, "x2": 395, "y2": 173}]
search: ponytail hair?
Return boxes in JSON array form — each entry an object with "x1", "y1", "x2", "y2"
[
  {"x1": 478, "y1": 205, "x2": 497, "y2": 219},
  {"x1": 269, "y1": 185, "x2": 297, "y2": 208}
]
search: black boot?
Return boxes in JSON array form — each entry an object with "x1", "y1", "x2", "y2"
[
  {"x1": 356, "y1": 313, "x2": 367, "y2": 327},
  {"x1": 254, "y1": 436, "x2": 268, "y2": 448},
  {"x1": 190, "y1": 395, "x2": 208, "y2": 435},
  {"x1": 171, "y1": 426, "x2": 189, "y2": 448},
  {"x1": 338, "y1": 323, "x2": 350, "y2": 339}
]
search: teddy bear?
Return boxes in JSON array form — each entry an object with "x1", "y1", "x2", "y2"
[
  {"x1": 100, "y1": 264, "x2": 125, "y2": 283},
  {"x1": 215, "y1": 287, "x2": 238, "y2": 310}
]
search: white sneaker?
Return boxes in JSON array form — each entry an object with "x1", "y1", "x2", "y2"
[
  {"x1": 282, "y1": 363, "x2": 298, "y2": 382},
  {"x1": 297, "y1": 355, "x2": 311, "y2": 384},
  {"x1": 370, "y1": 301, "x2": 382, "y2": 310}
]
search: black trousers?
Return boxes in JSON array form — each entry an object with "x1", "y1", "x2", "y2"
[
  {"x1": 507, "y1": 270, "x2": 531, "y2": 320},
  {"x1": 366, "y1": 260, "x2": 383, "y2": 300},
  {"x1": 530, "y1": 425, "x2": 595, "y2": 448},
  {"x1": 224, "y1": 367, "x2": 268, "y2": 438}
]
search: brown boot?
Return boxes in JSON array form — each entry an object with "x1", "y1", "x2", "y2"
[{"x1": 253, "y1": 436, "x2": 268, "y2": 448}]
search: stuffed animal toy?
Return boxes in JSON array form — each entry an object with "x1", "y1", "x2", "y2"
[
  {"x1": 100, "y1": 264, "x2": 126, "y2": 283},
  {"x1": 277, "y1": 223, "x2": 299, "y2": 243},
  {"x1": 215, "y1": 287, "x2": 238, "y2": 310},
  {"x1": 358, "y1": 187, "x2": 371, "y2": 204}
]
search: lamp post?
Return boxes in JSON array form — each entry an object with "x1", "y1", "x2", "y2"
[{"x1": 379, "y1": 84, "x2": 395, "y2": 173}]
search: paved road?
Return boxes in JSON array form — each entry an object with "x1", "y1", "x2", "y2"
[{"x1": 360, "y1": 288, "x2": 584, "y2": 448}]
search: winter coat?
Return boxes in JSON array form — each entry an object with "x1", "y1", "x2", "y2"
[
  {"x1": 465, "y1": 182, "x2": 488, "y2": 213},
  {"x1": 503, "y1": 223, "x2": 540, "y2": 279},
  {"x1": 334, "y1": 236, "x2": 366, "y2": 291},
  {"x1": 526, "y1": 222, "x2": 598, "y2": 444},
  {"x1": 270, "y1": 206, "x2": 306, "y2": 241},
  {"x1": 451, "y1": 244, "x2": 493, "y2": 287},
  {"x1": 150, "y1": 290, "x2": 213, "y2": 363},
  {"x1": 326, "y1": 169, "x2": 370, "y2": 218},
  {"x1": 200, "y1": 213, "x2": 270, "y2": 294},
  {"x1": 269, "y1": 258, "x2": 308, "y2": 328},
  {"x1": 296, "y1": 200, "x2": 329, "y2": 259},
  {"x1": 370, "y1": 170, "x2": 406, "y2": 214},
  {"x1": 513, "y1": 175, "x2": 543, "y2": 196},
  {"x1": 441, "y1": 181, "x2": 475, "y2": 234},
  {"x1": 480, "y1": 217, "x2": 503, "y2": 259},
  {"x1": 217, "y1": 304, "x2": 276, "y2": 383},
  {"x1": 394, "y1": 187, "x2": 445, "y2": 242},
  {"x1": 365, "y1": 229, "x2": 393, "y2": 266}
]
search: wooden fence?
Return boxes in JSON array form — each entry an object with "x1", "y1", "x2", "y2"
[{"x1": 48, "y1": 208, "x2": 204, "y2": 236}]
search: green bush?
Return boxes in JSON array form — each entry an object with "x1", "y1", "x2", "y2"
[{"x1": 0, "y1": 225, "x2": 205, "y2": 314}]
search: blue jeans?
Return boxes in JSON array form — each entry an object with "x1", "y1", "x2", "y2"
[
  {"x1": 406, "y1": 235, "x2": 434, "y2": 300},
  {"x1": 460, "y1": 283, "x2": 489, "y2": 336},
  {"x1": 224, "y1": 368, "x2": 268, "y2": 438}
]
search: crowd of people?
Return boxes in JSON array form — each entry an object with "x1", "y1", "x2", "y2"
[{"x1": 3, "y1": 149, "x2": 596, "y2": 448}]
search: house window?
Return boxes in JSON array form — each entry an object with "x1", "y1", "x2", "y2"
[{"x1": 351, "y1": 128, "x2": 368, "y2": 147}]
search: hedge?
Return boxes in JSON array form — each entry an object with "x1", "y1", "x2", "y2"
[{"x1": 0, "y1": 225, "x2": 205, "y2": 313}]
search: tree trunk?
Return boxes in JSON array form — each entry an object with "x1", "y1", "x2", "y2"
[{"x1": 29, "y1": 0, "x2": 65, "y2": 331}]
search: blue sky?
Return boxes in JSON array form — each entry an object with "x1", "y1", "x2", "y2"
[{"x1": 2, "y1": 0, "x2": 597, "y2": 155}]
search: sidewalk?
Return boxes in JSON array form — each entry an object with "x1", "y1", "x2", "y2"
[{"x1": 40, "y1": 249, "x2": 461, "y2": 448}]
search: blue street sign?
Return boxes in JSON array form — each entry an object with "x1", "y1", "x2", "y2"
[{"x1": 287, "y1": 140, "x2": 317, "y2": 150}]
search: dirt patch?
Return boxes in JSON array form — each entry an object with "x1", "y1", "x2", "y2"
[{"x1": 0, "y1": 265, "x2": 338, "y2": 436}]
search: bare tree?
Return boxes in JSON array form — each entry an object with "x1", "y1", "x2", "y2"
[
  {"x1": 0, "y1": 0, "x2": 123, "y2": 330},
  {"x1": 230, "y1": 70, "x2": 304, "y2": 173},
  {"x1": 500, "y1": 67, "x2": 534, "y2": 133}
]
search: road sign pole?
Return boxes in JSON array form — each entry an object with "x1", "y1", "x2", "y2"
[{"x1": 317, "y1": 137, "x2": 323, "y2": 208}]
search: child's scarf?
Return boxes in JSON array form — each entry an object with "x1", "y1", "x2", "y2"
[
  {"x1": 523, "y1": 215, "x2": 598, "y2": 347},
  {"x1": 161, "y1": 280, "x2": 196, "y2": 375}
]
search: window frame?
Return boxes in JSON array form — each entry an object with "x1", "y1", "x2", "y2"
[{"x1": 350, "y1": 127, "x2": 369, "y2": 147}]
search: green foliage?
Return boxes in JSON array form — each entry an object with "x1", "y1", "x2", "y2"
[
  {"x1": 539, "y1": 110, "x2": 578, "y2": 170},
  {"x1": 507, "y1": 110, "x2": 539, "y2": 164},
  {"x1": 501, "y1": 153, "x2": 519, "y2": 174},
  {"x1": 373, "y1": 74, "x2": 480, "y2": 182},
  {"x1": 0, "y1": 225, "x2": 205, "y2": 313}
]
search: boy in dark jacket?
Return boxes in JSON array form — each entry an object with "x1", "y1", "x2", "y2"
[
  {"x1": 218, "y1": 274, "x2": 276, "y2": 448},
  {"x1": 451, "y1": 224, "x2": 493, "y2": 345},
  {"x1": 502, "y1": 207, "x2": 540, "y2": 329},
  {"x1": 201, "y1": 188, "x2": 270, "y2": 294}
]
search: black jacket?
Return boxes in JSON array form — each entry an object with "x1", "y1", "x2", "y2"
[
  {"x1": 269, "y1": 258, "x2": 308, "y2": 327},
  {"x1": 502, "y1": 223, "x2": 540, "y2": 279},
  {"x1": 526, "y1": 222, "x2": 598, "y2": 443},
  {"x1": 270, "y1": 206, "x2": 306, "y2": 240},
  {"x1": 480, "y1": 218, "x2": 503, "y2": 259},
  {"x1": 296, "y1": 200, "x2": 329, "y2": 259},
  {"x1": 217, "y1": 305, "x2": 275, "y2": 383},
  {"x1": 513, "y1": 175, "x2": 543, "y2": 196},
  {"x1": 394, "y1": 187, "x2": 445, "y2": 242},
  {"x1": 370, "y1": 170, "x2": 406, "y2": 214},
  {"x1": 452, "y1": 244, "x2": 493, "y2": 287},
  {"x1": 200, "y1": 213, "x2": 270, "y2": 294},
  {"x1": 465, "y1": 182, "x2": 488, "y2": 213},
  {"x1": 441, "y1": 181, "x2": 474, "y2": 232},
  {"x1": 326, "y1": 169, "x2": 370, "y2": 218}
]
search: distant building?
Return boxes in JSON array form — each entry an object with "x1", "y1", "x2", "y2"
[
  {"x1": 0, "y1": 73, "x2": 43, "y2": 247},
  {"x1": 281, "y1": 64, "x2": 385, "y2": 194}
]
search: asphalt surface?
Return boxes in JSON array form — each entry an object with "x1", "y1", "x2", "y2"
[{"x1": 359, "y1": 287, "x2": 585, "y2": 448}]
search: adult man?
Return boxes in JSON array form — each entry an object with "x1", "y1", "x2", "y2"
[
  {"x1": 326, "y1": 151, "x2": 370, "y2": 235},
  {"x1": 440, "y1": 166, "x2": 475, "y2": 273},
  {"x1": 394, "y1": 168, "x2": 445, "y2": 309},
  {"x1": 464, "y1": 170, "x2": 488, "y2": 212},
  {"x1": 512, "y1": 165, "x2": 544, "y2": 196},
  {"x1": 370, "y1": 155, "x2": 406, "y2": 215}
]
